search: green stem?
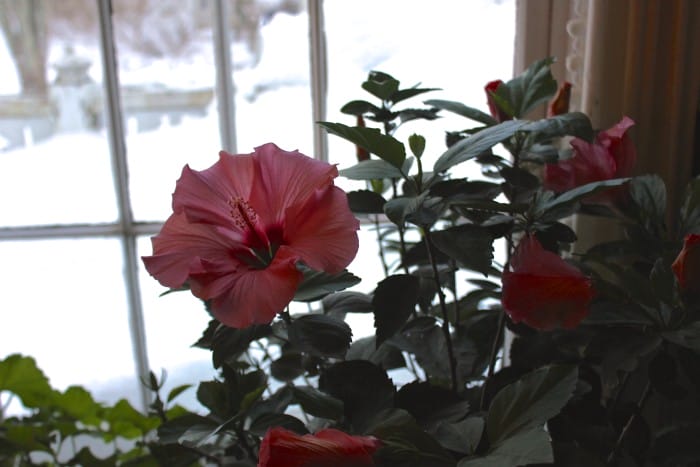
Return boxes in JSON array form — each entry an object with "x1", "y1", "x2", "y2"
[
  {"x1": 606, "y1": 381, "x2": 652, "y2": 465},
  {"x1": 423, "y1": 229, "x2": 458, "y2": 392}
]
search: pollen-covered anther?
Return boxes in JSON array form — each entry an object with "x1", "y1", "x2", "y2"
[{"x1": 228, "y1": 197, "x2": 258, "y2": 231}]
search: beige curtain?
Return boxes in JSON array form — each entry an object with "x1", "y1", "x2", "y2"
[{"x1": 514, "y1": 0, "x2": 700, "y2": 247}]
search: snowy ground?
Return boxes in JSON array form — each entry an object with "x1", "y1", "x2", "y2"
[{"x1": 0, "y1": 0, "x2": 515, "y2": 413}]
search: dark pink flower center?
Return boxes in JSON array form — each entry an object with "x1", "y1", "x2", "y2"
[{"x1": 228, "y1": 197, "x2": 285, "y2": 269}]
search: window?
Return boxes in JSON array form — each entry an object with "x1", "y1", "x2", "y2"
[{"x1": 0, "y1": 0, "x2": 514, "y2": 413}]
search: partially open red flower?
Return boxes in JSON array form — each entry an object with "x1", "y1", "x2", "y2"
[
  {"x1": 544, "y1": 116, "x2": 636, "y2": 200},
  {"x1": 142, "y1": 143, "x2": 360, "y2": 328},
  {"x1": 672, "y1": 234, "x2": 700, "y2": 294},
  {"x1": 502, "y1": 235, "x2": 594, "y2": 330},
  {"x1": 258, "y1": 427, "x2": 381, "y2": 467},
  {"x1": 485, "y1": 79, "x2": 511, "y2": 123},
  {"x1": 547, "y1": 81, "x2": 572, "y2": 117}
]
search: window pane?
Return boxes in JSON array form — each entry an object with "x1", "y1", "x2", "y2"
[
  {"x1": 0, "y1": 238, "x2": 139, "y2": 407},
  {"x1": 325, "y1": 0, "x2": 516, "y2": 181},
  {"x1": 119, "y1": 0, "x2": 312, "y2": 222},
  {"x1": 232, "y1": 0, "x2": 313, "y2": 155},
  {"x1": 138, "y1": 236, "x2": 213, "y2": 411},
  {"x1": 112, "y1": 0, "x2": 223, "y2": 222},
  {"x1": 0, "y1": 2, "x2": 118, "y2": 227}
]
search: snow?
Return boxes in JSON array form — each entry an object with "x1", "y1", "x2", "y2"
[{"x1": 0, "y1": 0, "x2": 515, "y2": 413}]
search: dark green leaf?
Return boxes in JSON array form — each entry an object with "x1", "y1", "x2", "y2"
[
  {"x1": 322, "y1": 291, "x2": 374, "y2": 315},
  {"x1": 679, "y1": 176, "x2": 700, "y2": 235},
  {"x1": 435, "y1": 417, "x2": 485, "y2": 455},
  {"x1": 248, "y1": 413, "x2": 308, "y2": 437},
  {"x1": 194, "y1": 320, "x2": 271, "y2": 369},
  {"x1": 534, "y1": 178, "x2": 630, "y2": 222},
  {"x1": 373, "y1": 274, "x2": 420, "y2": 346},
  {"x1": 505, "y1": 57, "x2": 557, "y2": 117},
  {"x1": 430, "y1": 224, "x2": 494, "y2": 274},
  {"x1": 196, "y1": 381, "x2": 229, "y2": 417},
  {"x1": 362, "y1": 72, "x2": 400, "y2": 100},
  {"x1": 347, "y1": 190, "x2": 386, "y2": 214},
  {"x1": 371, "y1": 409, "x2": 455, "y2": 467},
  {"x1": 430, "y1": 179, "x2": 502, "y2": 201},
  {"x1": 294, "y1": 268, "x2": 360, "y2": 302},
  {"x1": 340, "y1": 99, "x2": 382, "y2": 116},
  {"x1": 346, "y1": 336, "x2": 406, "y2": 370},
  {"x1": 166, "y1": 384, "x2": 193, "y2": 404},
  {"x1": 521, "y1": 112, "x2": 594, "y2": 141},
  {"x1": 664, "y1": 321, "x2": 700, "y2": 352},
  {"x1": 292, "y1": 385, "x2": 344, "y2": 420},
  {"x1": 424, "y1": 99, "x2": 497, "y2": 125},
  {"x1": 320, "y1": 122, "x2": 406, "y2": 168},
  {"x1": 383, "y1": 197, "x2": 413, "y2": 227},
  {"x1": 391, "y1": 87, "x2": 440, "y2": 104},
  {"x1": 629, "y1": 174, "x2": 667, "y2": 234},
  {"x1": 395, "y1": 381, "x2": 470, "y2": 430},
  {"x1": 339, "y1": 159, "x2": 405, "y2": 180},
  {"x1": 270, "y1": 353, "x2": 304, "y2": 382},
  {"x1": 434, "y1": 120, "x2": 525, "y2": 173},
  {"x1": 458, "y1": 428, "x2": 553, "y2": 467},
  {"x1": 319, "y1": 360, "x2": 395, "y2": 431},
  {"x1": 157, "y1": 414, "x2": 218, "y2": 445},
  {"x1": 649, "y1": 423, "x2": 700, "y2": 465},
  {"x1": 288, "y1": 314, "x2": 352, "y2": 358},
  {"x1": 486, "y1": 365, "x2": 577, "y2": 446}
]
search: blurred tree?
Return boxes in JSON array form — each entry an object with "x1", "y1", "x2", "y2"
[{"x1": 0, "y1": 0, "x2": 48, "y2": 96}]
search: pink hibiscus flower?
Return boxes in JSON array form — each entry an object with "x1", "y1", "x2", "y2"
[
  {"x1": 502, "y1": 235, "x2": 594, "y2": 330},
  {"x1": 142, "y1": 143, "x2": 360, "y2": 328},
  {"x1": 544, "y1": 116, "x2": 636, "y2": 198}
]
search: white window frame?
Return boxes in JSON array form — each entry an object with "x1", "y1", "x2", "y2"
[{"x1": 0, "y1": 0, "x2": 328, "y2": 410}]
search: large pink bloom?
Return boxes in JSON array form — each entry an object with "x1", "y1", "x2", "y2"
[
  {"x1": 502, "y1": 235, "x2": 594, "y2": 330},
  {"x1": 258, "y1": 427, "x2": 380, "y2": 467},
  {"x1": 544, "y1": 116, "x2": 636, "y2": 198},
  {"x1": 142, "y1": 143, "x2": 359, "y2": 328}
]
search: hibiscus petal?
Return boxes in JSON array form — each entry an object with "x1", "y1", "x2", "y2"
[
  {"x1": 509, "y1": 235, "x2": 587, "y2": 278},
  {"x1": 172, "y1": 152, "x2": 255, "y2": 226},
  {"x1": 202, "y1": 247, "x2": 302, "y2": 328},
  {"x1": 249, "y1": 143, "x2": 338, "y2": 226},
  {"x1": 597, "y1": 116, "x2": 636, "y2": 177},
  {"x1": 283, "y1": 185, "x2": 360, "y2": 274},
  {"x1": 142, "y1": 213, "x2": 236, "y2": 288},
  {"x1": 502, "y1": 272, "x2": 593, "y2": 330}
]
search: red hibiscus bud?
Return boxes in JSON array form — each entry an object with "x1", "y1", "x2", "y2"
[
  {"x1": 502, "y1": 235, "x2": 594, "y2": 330},
  {"x1": 672, "y1": 234, "x2": 700, "y2": 294},
  {"x1": 547, "y1": 81, "x2": 572, "y2": 117},
  {"x1": 258, "y1": 427, "x2": 381, "y2": 467},
  {"x1": 543, "y1": 116, "x2": 636, "y2": 205},
  {"x1": 485, "y1": 79, "x2": 510, "y2": 123},
  {"x1": 356, "y1": 116, "x2": 370, "y2": 162}
]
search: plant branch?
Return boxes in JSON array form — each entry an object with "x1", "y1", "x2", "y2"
[
  {"x1": 606, "y1": 380, "x2": 652, "y2": 465},
  {"x1": 423, "y1": 229, "x2": 458, "y2": 392}
]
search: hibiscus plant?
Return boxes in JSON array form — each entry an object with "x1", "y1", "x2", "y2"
[{"x1": 2, "y1": 58, "x2": 700, "y2": 466}]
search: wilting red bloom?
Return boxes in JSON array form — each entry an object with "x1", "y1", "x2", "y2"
[
  {"x1": 672, "y1": 234, "x2": 700, "y2": 294},
  {"x1": 502, "y1": 235, "x2": 594, "y2": 330},
  {"x1": 485, "y1": 79, "x2": 511, "y2": 123},
  {"x1": 544, "y1": 117, "x2": 636, "y2": 201},
  {"x1": 258, "y1": 427, "x2": 381, "y2": 467},
  {"x1": 142, "y1": 143, "x2": 359, "y2": 328},
  {"x1": 547, "y1": 81, "x2": 572, "y2": 117}
]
